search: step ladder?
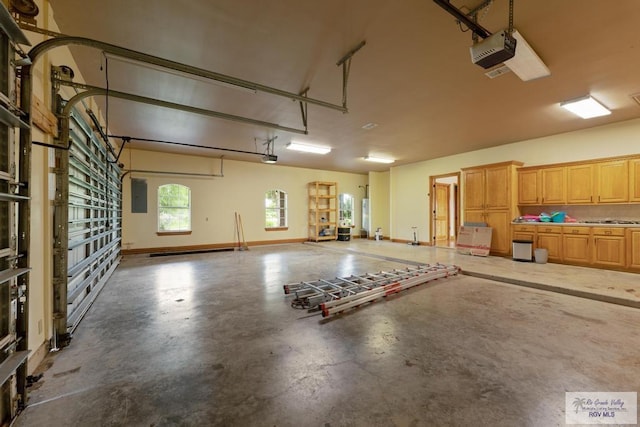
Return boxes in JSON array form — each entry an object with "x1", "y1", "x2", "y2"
[{"x1": 283, "y1": 263, "x2": 460, "y2": 317}]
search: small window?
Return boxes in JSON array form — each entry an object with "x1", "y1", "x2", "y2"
[
  {"x1": 265, "y1": 190, "x2": 287, "y2": 228},
  {"x1": 158, "y1": 184, "x2": 191, "y2": 232},
  {"x1": 339, "y1": 193, "x2": 354, "y2": 226}
]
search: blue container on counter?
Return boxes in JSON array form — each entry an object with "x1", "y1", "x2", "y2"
[{"x1": 551, "y1": 211, "x2": 566, "y2": 223}]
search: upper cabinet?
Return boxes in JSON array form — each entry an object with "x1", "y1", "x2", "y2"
[
  {"x1": 518, "y1": 156, "x2": 639, "y2": 206},
  {"x1": 517, "y1": 166, "x2": 566, "y2": 205},
  {"x1": 463, "y1": 168, "x2": 485, "y2": 210},
  {"x1": 631, "y1": 158, "x2": 640, "y2": 202},
  {"x1": 485, "y1": 164, "x2": 513, "y2": 209},
  {"x1": 567, "y1": 164, "x2": 594, "y2": 204},
  {"x1": 541, "y1": 167, "x2": 566, "y2": 204},
  {"x1": 596, "y1": 159, "x2": 628, "y2": 203},
  {"x1": 518, "y1": 169, "x2": 539, "y2": 205}
]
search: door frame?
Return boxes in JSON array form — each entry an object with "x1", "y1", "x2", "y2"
[{"x1": 429, "y1": 172, "x2": 461, "y2": 247}]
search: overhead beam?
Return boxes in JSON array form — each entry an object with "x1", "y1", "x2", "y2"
[{"x1": 432, "y1": 0, "x2": 492, "y2": 39}]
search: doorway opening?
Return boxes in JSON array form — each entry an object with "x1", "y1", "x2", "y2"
[{"x1": 429, "y1": 173, "x2": 460, "y2": 248}]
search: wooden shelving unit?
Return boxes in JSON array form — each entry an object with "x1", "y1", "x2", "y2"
[{"x1": 308, "y1": 181, "x2": 338, "y2": 241}]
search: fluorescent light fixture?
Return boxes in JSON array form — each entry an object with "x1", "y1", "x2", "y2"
[
  {"x1": 364, "y1": 156, "x2": 394, "y2": 164},
  {"x1": 560, "y1": 95, "x2": 611, "y2": 119},
  {"x1": 285, "y1": 142, "x2": 331, "y2": 155},
  {"x1": 103, "y1": 52, "x2": 256, "y2": 94},
  {"x1": 261, "y1": 154, "x2": 277, "y2": 164},
  {"x1": 362, "y1": 122, "x2": 378, "y2": 130},
  {"x1": 503, "y1": 30, "x2": 551, "y2": 82}
]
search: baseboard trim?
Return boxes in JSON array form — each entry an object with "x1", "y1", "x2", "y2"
[
  {"x1": 121, "y1": 238, "x2": 307, "y2": 255},
  {"x1": 27, "y1": 339, "x2": 49, "y2": 375}
]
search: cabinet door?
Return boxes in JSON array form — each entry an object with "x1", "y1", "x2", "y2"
[
  {"x1": 540, "y1": 167, "x2": 566, "y2": 204},
  {"x1": 566, "y1": 164, "x2": 594, "y2": 204},
  {"x1": 562, "y1": 235, "x2": 590, "y2": 264},
  {"x1": 518, "y1": 170, "x2": 539, "y2": 205},
  {"x1": 592, "y1": 235, "x2": 625, "y2": 267},
  {"x1": 597, "y1": 160, "x2": 628, "y2": 203},
  {"x1": 463, "y1": 169, "x2": 485, "y2": 210},
  {"x1": 537, "y1": 233, "x2": 562, "y2": 261},
  {"x1": 629, "y1": 159, "x2": 640, "y2": 202},
  {"x1": 485, "y1": 166, "x2": 510, "y2": 209},
  {"x1": 464, "y1": 210, "x2": 485, "y2": 225},
  {"x1": 485, "y1": 210, "x2": 511, "y2": 255},
  {"x1": 628, "y1": 229, "x2": 640, "y2": 270}
]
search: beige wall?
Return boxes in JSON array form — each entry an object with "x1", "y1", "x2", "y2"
[
  {"x1": 368, "y1": 171, "x2": 390, "y2": 238},
  {"x1": 390, "y1": 118, "x2": 640, "y2": 241},
  {"x1": 121, "y1": 148, "x2": 368, "y2": 250}
]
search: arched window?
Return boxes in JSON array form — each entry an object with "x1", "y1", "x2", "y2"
[
  {"x1": 158, "y1": 184, "x2": 191, "y2": 232},
  {"x1": 265, "y1": 189, "x2": 287, "y2": 229},
  {"x1": 339, "y1": 193, "x2": 354, "y2": 226}
]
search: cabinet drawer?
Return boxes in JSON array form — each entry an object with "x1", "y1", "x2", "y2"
[
  {"x1": 563, "y1": 227, "x2": 590, "y2": 235},
  {"x1": 592, "y1": 227, "x2": 625, "y2": 236},
  {"x1": 537, "y1": 225, "x2": 562, "y2": 234},
  {"x1": 512, "y1": 224, "x2": 536, "y2": 232}
]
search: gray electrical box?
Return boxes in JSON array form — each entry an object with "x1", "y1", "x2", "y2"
[{"x1": 131, "y1": 178, "x2": 147, "y2": 213}]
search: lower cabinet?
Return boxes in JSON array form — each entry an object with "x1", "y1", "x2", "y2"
[
  {"x1": 465, "y1": 209, "x2": 511, "y2": 255},
  {"x1": 592, "y1": 228, "x2": 625, "y2": 268},
  {"x1": 562, "y1": 227, "x2": 590, "y2": 265},
  {"x1": 536, "y1": 225, "x2": 563, "y2": 262},
  {"x1": 512, "y1": 224, "x2": 536, "y2": 248},
  {"x1": 628, "y1": 229, "x2": 640, "y2": 270},
  {"x1": 512, "y1": 224, "x2": 635, "y2": 271}
]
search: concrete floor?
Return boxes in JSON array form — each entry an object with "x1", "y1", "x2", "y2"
[{"x1": 16, "y1": 241, "x2": 640, "y2": 426}]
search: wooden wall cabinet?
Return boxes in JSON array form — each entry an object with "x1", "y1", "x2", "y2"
[
  {"x1": 566, "y1": 164, "x2": 594, "y2": 204},
  {"x1": 518, "y1": 155, "x2": 639, "y2": 207},
  {"x1": 540, "y1": 167, "x2": 566, "y2": 204},
  {"x1": 463, "y1": 161, "x2": 522, "y2": 256},
  {"x1": 517, "y1": 166, "x2": 566, "y2": 205},
  {"x1": 517, "y1": 170, "x2": 539, "y2": 205},
  {"x1": 596, "y1": 160, "x2": 628, "y2": 203},
  {"x1": 629, "y1": 158, "x2": 640, "y2": 202}
]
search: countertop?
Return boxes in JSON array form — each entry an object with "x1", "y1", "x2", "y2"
[{"x1": 512, "y1": 221, "x2": 640, "y2": 228}]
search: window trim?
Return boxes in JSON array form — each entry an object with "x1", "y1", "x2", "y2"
[
  {"x1": 157, "y1": 183, "x2": 192, "y2": 232},
  {"x1": 265, "y1": 189, "x2": 287, "y2": 229},
  {"x1": 156, "y1": 231, "x2": 193, "y2": 236},
  {"x1": 339, "y1": 193, "x2": 354, "y2": 226}
]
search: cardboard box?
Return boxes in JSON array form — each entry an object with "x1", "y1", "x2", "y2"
[{"x1": 456, "y1": 226, "x2": 492, "y2": 256}]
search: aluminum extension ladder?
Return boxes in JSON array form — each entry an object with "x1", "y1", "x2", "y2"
[{"x1": 283, "y1": 263, "x2": 460, "y2": 317}]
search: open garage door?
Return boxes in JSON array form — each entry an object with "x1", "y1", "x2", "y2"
[
  {"x1": 52, "y1": 107, "x2": 121, "y2": 347},
  {"x1": 0, "y1": 7, "x2": 30, "y2": 422}
]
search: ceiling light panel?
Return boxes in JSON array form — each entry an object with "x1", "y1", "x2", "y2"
[
  {"x1": 286, "y1": 142, "x2": 331, "y2": 154},
  {"x1": 560, "y1": 96, "x2": 611, "y2": 119},
  {"x1": 364, "y1": 156, "x2": 394, "y2": 164}
]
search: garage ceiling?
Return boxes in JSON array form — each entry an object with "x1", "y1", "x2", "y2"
[{"x1": 37, "y1": 0, "x2": 640, "y2": 173}]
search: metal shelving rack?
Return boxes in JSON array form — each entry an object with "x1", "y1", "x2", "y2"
[{"x1": 308, "y1": 181, "x2": 337, "y2": 242}]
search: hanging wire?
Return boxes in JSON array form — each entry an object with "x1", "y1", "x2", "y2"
[{"x1": 508, "y1": 0, "x2": 514, "y2": 34}]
